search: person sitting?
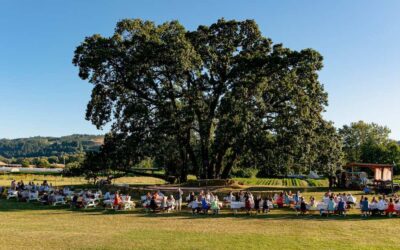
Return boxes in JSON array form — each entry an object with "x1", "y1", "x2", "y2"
[
  {"x1": 327, "y1": 197, "x2": 336, "y2": 215},
  {"x1": 151, "y1": 191, "x2": 158, "y2": 201},
  {"x1": 149, "y1": 195, "x2": 159, "y2": 212},
  {"x1": 308, "y1": 196, "x2": 317, "y2": 211},
  {"x1": 346, "y1": 193, "x2": 356, "y2": 208},
  {"x1": 19, "y1": 180, "x2": 25, "y2": 190},
  {"x1": 337, "y1": 198, "x2": 346, "y2": 216},
  {"x1": 299, "y1": 197, "x2": 307, "y2": 215},
  {"x1": 245, "y1": 195, "x2": 252, "y2": 215},
  {"x1": 377, "y1": 197, "x2": 387, "y2": 215},
  {"x1": 262, "y1": 197, "x2": 270, "y2": 214},
  {"x1": 294, "y1": 191, "x2": 301, "y2": 205},
  {"x1": 369, "y1": 197, "x2": 379, "y2": 216},
  {"x1": 19, "y1": 189, "x2": 29, "y2": 202},
  {"x1": 225, "y1": 191, "x2": 235, "y2": 203},
  {"x1": 322, "y1": 193, "x2": 330, "y2": 204},
  {"x1": 113, "y1": 192, "x2": 122, "y2": 210},
  {"x1": 385, "y1": 198, "x2": 395, "y2": 217},
  {"x1": 48, "y1": 192, "x2": 56, "y2": 205},
  {"x1": 211, "y1": 196, "x2": 221, "y2": 215},
  {"x1": 361, "y1": 197, "x2": 369, "y2": 217},
  {"x1": 71, "y1": 194, "x2": 78, "y2": 209},
  {"x1": 161, "y1": 196, "x2": 168, "y2": 212},
  {"x1": 10, "y1": 180, "x2": 16, "y2": 191},
  {"x1": 166, "y1": 195, "x2": 175, "y2": 212},
  {"x1": 284, "y1": 192, "x2": 291, "y2": 207},
  {"x1": 201, "y1": 197, "x2": 210, "y2": 214},
  {"x1": 191, "y1": 197, "x2": 201, "y2": 215},
  {"x1": 104, "y1": 192, "x2": 111, "y2": 201},
  {"x1": 40, "y1": 193, "x2": 49, "y2": 205},
  {"x1": 188, "y1": 192, "x2": 195, "y2": 203},
  {"x1": 276, "y1": 193, "x2": 284, "y2": 208}
]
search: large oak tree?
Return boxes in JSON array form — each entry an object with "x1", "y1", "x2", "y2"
[{"x1": 73, "y1": 19, "x2": 340, "y2": 181}]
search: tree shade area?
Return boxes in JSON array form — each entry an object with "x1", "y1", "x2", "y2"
[{"x1": 72, "y1": 18, "x2": 343, "y2": 182}]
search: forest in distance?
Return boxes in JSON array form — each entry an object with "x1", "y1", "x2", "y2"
[{"x1": 0, "y1": 135, "x2": 103, "y2": 168}]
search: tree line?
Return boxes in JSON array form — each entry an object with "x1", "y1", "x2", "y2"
[{"x1": 0, "y1": 135, "x2": 102, "y2": 158}]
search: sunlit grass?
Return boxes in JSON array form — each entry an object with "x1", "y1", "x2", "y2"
[
  {"x1": 0, "y1": 189, "x2": 399, "y2": 250},
  {"x1": 0, "y1": 174, "x2": 166, "y2": 187}
]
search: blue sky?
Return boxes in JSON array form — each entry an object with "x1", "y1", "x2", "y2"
[{"x1": 1, "y1": 0, "x2": 399, "y2": 139}]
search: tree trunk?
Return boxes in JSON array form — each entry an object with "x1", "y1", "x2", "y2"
[
  {"x1": 221, "y1": 151, "x2": 237, "y2": 179},
  {"x1": 213, "y1": 144, "x2": 229, "y2": 178}
]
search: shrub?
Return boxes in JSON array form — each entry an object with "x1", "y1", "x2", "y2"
[{"x1": 231, "y1": 168, "x2": 257, "y2": 178}]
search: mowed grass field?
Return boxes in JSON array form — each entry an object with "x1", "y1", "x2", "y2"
[
  {"x1": 0, "y1": 174, "x2": 166, "y2": 187},
  {"x1": 1, "y1": 175, "x2": 400, "y2": 250}
]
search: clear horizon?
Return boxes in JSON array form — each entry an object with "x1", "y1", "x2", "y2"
[{"x1": 1, "y1": 0, "x2": 400, "y2": 140}]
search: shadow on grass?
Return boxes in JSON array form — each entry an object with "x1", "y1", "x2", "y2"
[
  {"x1": 2, "y1": 198, "x2": 397, "y2": 222},
  {"x1": 133, "y1": 208, "x2": 400, "y2": 222}
]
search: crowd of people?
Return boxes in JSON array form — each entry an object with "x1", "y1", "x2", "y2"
[
  {"x1": 141, "y1": 188, "x2": 183, "y2": 213},
  {"x1": 1, "y1": 180, "x2": 133, "y2": 210},
  {"x1": 359, "y1": 194, "x2": 400, "y2": 217},
  {"x1": 2, "y1": 180, "x2": 400, "y2": 218}
]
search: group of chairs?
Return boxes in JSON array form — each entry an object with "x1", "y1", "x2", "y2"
[{"x1": 2, "y1": 181, "x2": 135, "y2": 211}]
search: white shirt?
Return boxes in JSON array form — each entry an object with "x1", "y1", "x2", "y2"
[{"x1": 377, "y1": 200, "x2": 387, "y2": 210}]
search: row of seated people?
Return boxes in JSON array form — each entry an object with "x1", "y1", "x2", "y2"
[
  {"x1": 294, "y1": 196, "x2": 348, "y2": 216},
  {"x1": 70, "y1": 190, "x2": 104, "y2": 209},
  {"x1": 5, "y1": 180, "x2": 74, "y2": 202},
  {"x1": 102, "y1": 191, "x2": 135, "y2": 210},
  {"x1": 273, "y1": 191, "x2": 356, "y2": 209},
  {"x1": 360, "y1": 195, "x2": 400, "y2": 217},
  {"x1": 185, "y1": 190, "x2": 275, "y2": 215},
  {"x1": 187, "y1": 191, "x2": 223, "y2": 215},
  {"x1": 9, "y1": 180, "x2": 54, "y2": 193},
  {"x1": 222, "y1": 191, "x2": 274, "y2": 214},
  {"x1": 4, "y1": 180, "x2": 107, "y2": 208},
  {"x1": 3, "y1": 181, "x2": 133, "y2": 210},
  {"x1": 291, "y1": 192, "x2": 356, "y2": 216},
  {"x1": 143, "y1": 190, "x2": 275, "y2": 215},
  {"x1": 142, "y1": 190, "x2": 183, "y2": 213}
]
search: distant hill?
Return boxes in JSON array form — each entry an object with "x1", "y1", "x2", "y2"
[{"x1": 0, "y1": 134, "x2": 104, "y2": 158}]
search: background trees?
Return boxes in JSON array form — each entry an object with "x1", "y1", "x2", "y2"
[
  {"x1": 0, "y1": 135, "x2": 102, "y2": 158},
  {"x1": 339, "y1": 121, "x2": 400, "y2": 173},
  {"x1": 73, "y1": 18, "x2": 341, "y2": 181}
]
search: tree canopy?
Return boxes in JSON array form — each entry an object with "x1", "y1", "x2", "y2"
[
  {"x1": 73, "y1": 18, "x2": 342, "y2": 181},
  {"x1": 339, "y1": 121, "x2": 400, "y2": 172}
]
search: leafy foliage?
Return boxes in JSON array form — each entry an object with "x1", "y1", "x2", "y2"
[
  {"x1": 73, "y1": 18, "x2": 341, "y2": 181},
  {"x1": 339, "y1": 121, "x2": 400, "y2": 173}
]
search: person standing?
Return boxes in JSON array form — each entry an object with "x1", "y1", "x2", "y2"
[{"x1": 175, "y1": 188, "x2": 183, "y2": 211}]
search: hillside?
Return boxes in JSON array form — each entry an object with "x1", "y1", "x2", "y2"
[{"x1": 0, "y1": 134, "x2": 104, "y2": 158}]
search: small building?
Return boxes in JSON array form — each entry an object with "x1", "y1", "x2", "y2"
[{"x1": 340, "y1": 163, "x2": 396, "y2": 194}]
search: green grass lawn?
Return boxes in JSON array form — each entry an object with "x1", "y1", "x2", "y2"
[
  {"x1": 1, "y1": 196, "x2": 399, "y2": 250},
  {"x1": 0, "y1": 174, "x2": 166, "y2": 187},
  {"x1": 1, "y1": 175, "x2": 400, "y2": 249},
  {"x1": 1, "y1": 190, "x2": 400, "y2": 249}
]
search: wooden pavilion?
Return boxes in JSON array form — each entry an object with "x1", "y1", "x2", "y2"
[{"x1": 340, "y1": 162, "x2": 395, "y2": 193}]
